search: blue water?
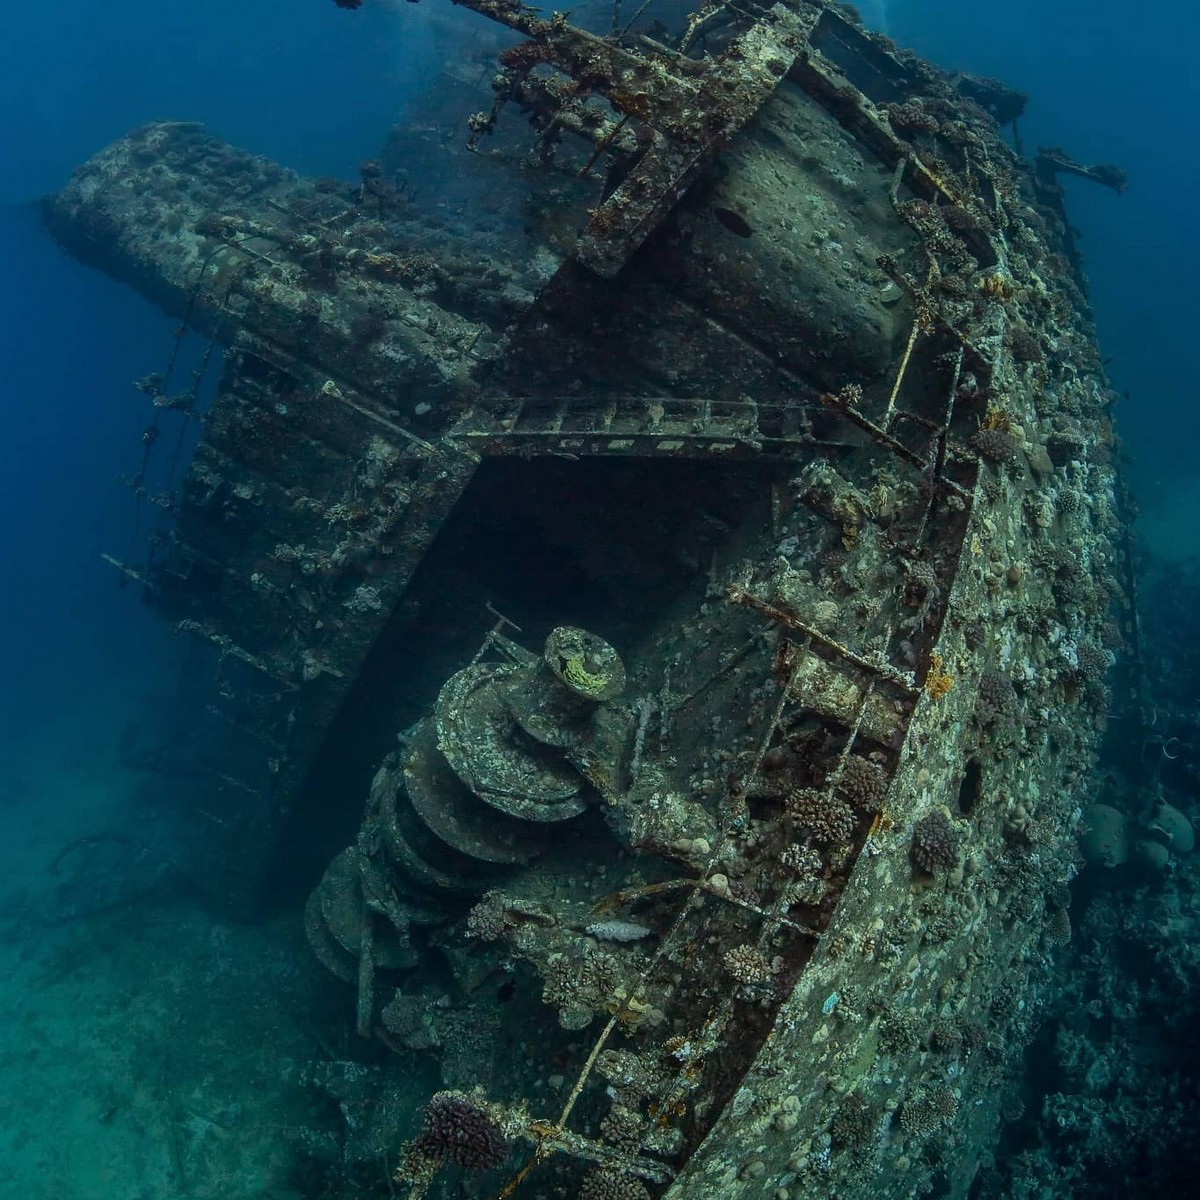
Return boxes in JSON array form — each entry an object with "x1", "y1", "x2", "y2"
[
  {"x1": 1, "y1": 2, "x2": 1197, "y2": 1195},
  {"x1": 0, "y1": 1, "x2": 441, "y2": 766},
  {"x1": 888, "y1": 1, "x2": 1200, "y2": 501}
]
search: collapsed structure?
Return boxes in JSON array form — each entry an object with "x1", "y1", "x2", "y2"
[{"x1": 43, "y1": 2, "x2": 1137, "y2": 1196}]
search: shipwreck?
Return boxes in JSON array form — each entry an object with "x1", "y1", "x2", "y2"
[{"x1": 43, "y1": 1, "x2": 1138, "y2": 1196}]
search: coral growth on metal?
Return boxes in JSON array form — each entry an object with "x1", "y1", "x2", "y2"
[{"x1": 46, "y1": 2, "x2": 1134, "y2": 1197}]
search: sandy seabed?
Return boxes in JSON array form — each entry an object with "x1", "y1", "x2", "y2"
[{"x1": 0, "y1": 720, "x2": 356, "y2": 1199}]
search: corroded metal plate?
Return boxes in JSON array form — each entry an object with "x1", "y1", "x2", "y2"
[
  {"x1": 385, "y1": 802, "x2": 482, "y2": 894},
  {"x1": 435, "y1": 663, "x2": 588, "y2": 820},
  {"x1": 399, "y1": 721, "x2": 542, "y2": 866},
  {"x1": 316, "y1": 847, "x2": 417, "y2": 970},
  {"x1": 303, "y1": 889, "x2": 357, "y2": 984}
]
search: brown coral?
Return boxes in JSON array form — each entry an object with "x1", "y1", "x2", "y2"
[
  {"x1": 1006, "y1": 326, "x2": 1044, "y2": 364},
  {"x1": 878, "y1": 1007, "x2": 922, "y2": 1054},
  {"x1": 911, "y1": 811, "x2": 960, "y2": 874},
  {"x1": 415, "y1": 1093, "x2": 508, "y2": 1170},
  {"x1": 837, "y1": 755, "x2": 888, "y2": 814},
  {"x1": 830, "y1": 1090, "x2": 876, "y2": 1150},
  {"x1": 786, "y1": 786, "x2": 855, "y2": 844},
  {"x1": 885, "y1": 99, "x2": 940, "y2": 137},
  {"x1": 906, "y1": 558, "x2": 938, "y2": 598},
  {"x1": 941, "y1": 203, "x2": 987, "y2": 236},
  {"x1": 929, "y1": 1016, "x2": 964, "y2": 1056},
  {"x1": 599, "y1": 1104, "x2": 645, "y2": 1151},
  {"x1": 723, "y1": 943, "x2": 775, "y2": 986},
  {"x1": 465, "y1": 891, "x2": 510, "y2": 941},
  {"x1": 975, "y1": 669, "x2": 1019, "y2": 729},
  {"x1": 579, "y1": 1167, "x2": 651, "y2": 1200},
  {"x1": 1074, "y1": 642, "x2": 1111, "y2": 684},
  {"x1": 1045, "y1": 905, "x2": 1072, "y2": 947},
  {"x1": 971, "y1": 427, "x2": 1022, "y2": 466},
  {"x1": 780, "y1": 843, "x2": 822, "y2": 875},
  {"x1": 542, "y1": 946, "x2": 623, "y2": 1030},
  {"x1": 900, "y1": 1086, "x2": 958, "y2": 1137}
]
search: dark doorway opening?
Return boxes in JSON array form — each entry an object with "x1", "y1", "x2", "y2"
[{"x1": 266, "y1": 454, "x2": 787, "y2": 907}]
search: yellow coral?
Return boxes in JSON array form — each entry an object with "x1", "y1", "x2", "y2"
[
  {"x1": 924, "y1": 652, "x2": 954, "y2": 700},
  {"x1": 867, "y1": 811, "x2": 893, "y2": 838},
  {"x1": 979, "y1": 271, "x2": 1013, "y2": 300},
  {"x1": 560, "y1": 653, "x2": 611, "y2": 697},
  {"x1": 981, "y1": 406, "x2": 1015, "y2": 433}
]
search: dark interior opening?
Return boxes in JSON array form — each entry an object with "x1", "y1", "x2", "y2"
[
  {"x1": 265, "y1": 454, "x2": 788, "y2": 908},
  {"x1": 957, "y1": 758, "x2": 984, "y2": 816},
  {"x1": 812, "y1": 11, "x2": 911, "y2": 105}
]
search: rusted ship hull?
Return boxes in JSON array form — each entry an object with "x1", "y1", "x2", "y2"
[{"x1": 44, "y1": 3, "x2": 1129, "y2": 1196}]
